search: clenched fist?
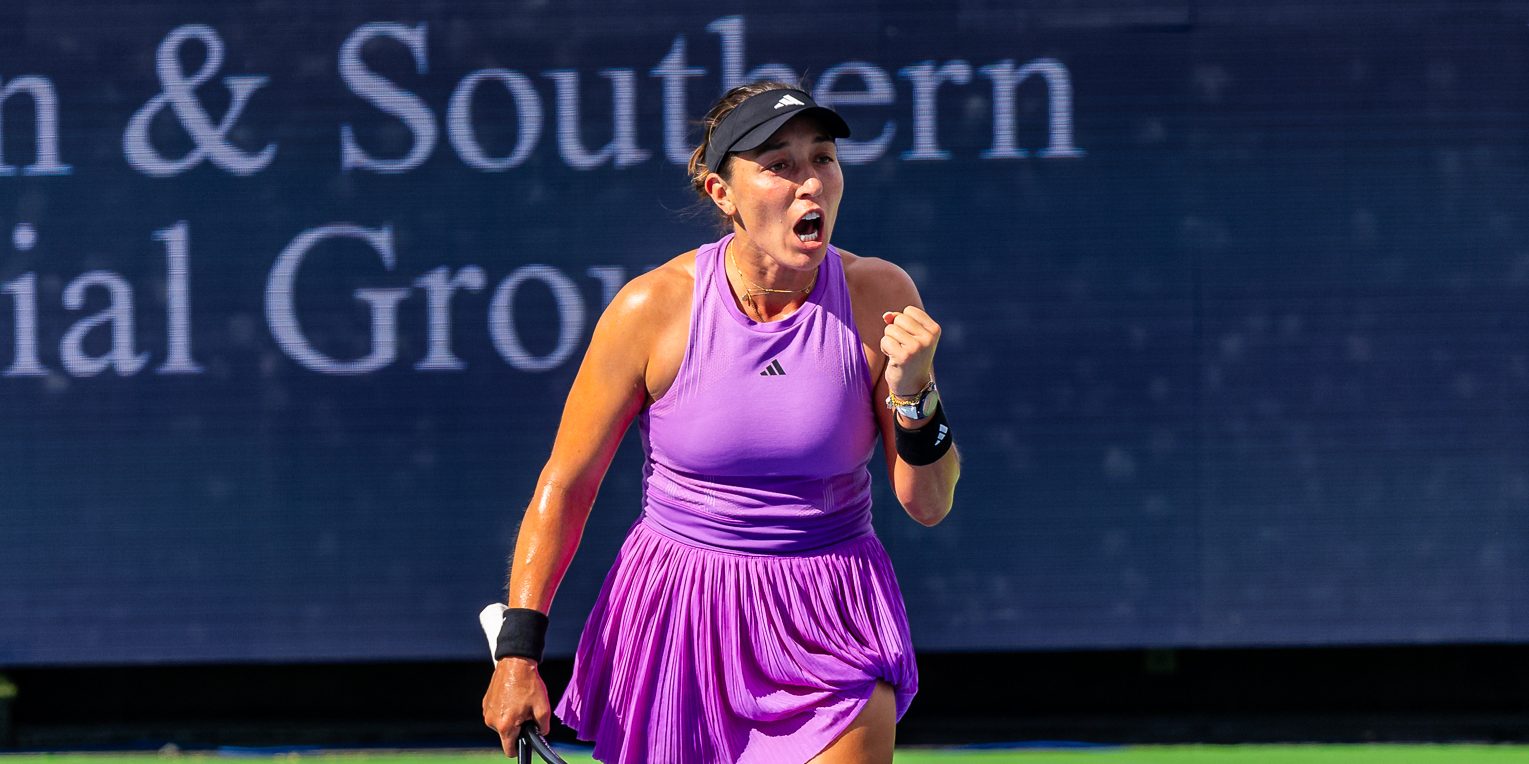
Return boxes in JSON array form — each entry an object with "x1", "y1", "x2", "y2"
[
  {"x1": 483, "y1": 656, "x2": 552, "y2": 757},
  {"x1": 880, "y1": 306, "x2": 940, "y2": 398}
]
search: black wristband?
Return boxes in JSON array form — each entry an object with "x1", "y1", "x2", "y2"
[
  {"x1": 894, "y1": 400, "x2": 953, "y2": 466},
  {"x1": 494, "y1": 608, "x2": 549, "y2": 663}
]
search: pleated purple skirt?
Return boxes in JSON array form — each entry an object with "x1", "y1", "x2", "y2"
[{"x1": 554, "y1": 519, "x2": 918, "y2": 763}]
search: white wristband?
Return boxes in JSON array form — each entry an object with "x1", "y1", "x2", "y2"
[{"x1": 478, "y1": 602, "x2": 509, "y2": 664}]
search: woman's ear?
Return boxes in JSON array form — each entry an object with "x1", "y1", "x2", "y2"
[{"x1": 704, "y1": 172, "x2": 735, "y2": 217}]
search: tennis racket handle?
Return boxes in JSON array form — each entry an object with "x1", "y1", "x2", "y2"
[{"x1": 519, "y1": 721, "x2": 568, "y2": 764}]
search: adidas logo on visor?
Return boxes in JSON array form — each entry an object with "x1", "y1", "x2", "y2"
[{"x1": 773, "y1": 93, "x2": 806, "y2": 109}]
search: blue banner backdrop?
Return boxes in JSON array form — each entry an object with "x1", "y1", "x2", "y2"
[{"x1": 2, "y1": 1, "x2": 1527, "y2": 665}]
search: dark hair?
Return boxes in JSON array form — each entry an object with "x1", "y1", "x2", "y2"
[{"x1": 687, "y1": 80, "x2": 800, "y2": 220}]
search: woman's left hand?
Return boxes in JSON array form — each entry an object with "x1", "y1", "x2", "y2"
[{"x1": 880, "y1": 306, "x2": 941, "y2": 397}]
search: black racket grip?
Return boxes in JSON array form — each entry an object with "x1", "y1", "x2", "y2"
[{"x1": 518, "y1": 721, "x2": 568, "y2": 764}]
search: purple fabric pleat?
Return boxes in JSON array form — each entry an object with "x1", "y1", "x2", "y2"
[{"x1": 555, "y1": 521, "x2": 917, "y2": 764}]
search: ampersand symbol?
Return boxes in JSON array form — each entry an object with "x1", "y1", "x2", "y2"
[{"x1": 123, "y1": 24, "x2": 277, "y2": 177}]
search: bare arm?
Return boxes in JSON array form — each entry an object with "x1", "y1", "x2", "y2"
[
  {"x1": 483, "y1": 272, "x2": 665, "y2": 750},
  {"x1": 505, "y1": 303, "x2": 648, "y2": 614},
  {"x1": 873, "y1": 351, "x2": 961, "y2": 526},
  {"x1": 849, "y1": 255, "x2": 961, "y2": 526}
]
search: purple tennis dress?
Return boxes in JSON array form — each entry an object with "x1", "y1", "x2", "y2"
[{"x1": 554, "y1": 233, "x2": 918, "y2": 763}]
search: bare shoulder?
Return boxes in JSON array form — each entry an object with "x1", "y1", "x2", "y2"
[
  {"x1": 839, "y1": 248, "x2": 922, "y2": 314},
  {"x1": 598, "y1": 250, "x2": 696, "y2": 329},
  {"x1": 591, "y1": 250, "x2": 694, "y2": 400}
]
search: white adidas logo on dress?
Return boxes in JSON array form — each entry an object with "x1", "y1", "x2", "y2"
[{"x1": 773, "y1": 94, "x2": 805, "y2": 109}]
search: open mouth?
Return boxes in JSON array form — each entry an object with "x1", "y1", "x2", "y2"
[{"x1": 793, "y1": 211, "x2": 823, "y2": 243}]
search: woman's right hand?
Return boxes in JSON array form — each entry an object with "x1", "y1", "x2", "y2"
[{"x1": 483, "y1": 657, "x2": 552, "y2": 756}]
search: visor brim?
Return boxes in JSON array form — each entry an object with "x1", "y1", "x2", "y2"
[
  {"x1": 704, "y1": 96, "x2": 852, "y2": 171},
  {"x1": 728, "y1": 107, "x2": 851, "y2": 156}
]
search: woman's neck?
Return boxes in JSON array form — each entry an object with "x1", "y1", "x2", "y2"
[{"x1": 725, "y1": 234, "x2": 819, "y2": 322}]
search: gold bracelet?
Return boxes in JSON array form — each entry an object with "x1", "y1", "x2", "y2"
[{"x1": 886, "y1": 378, "x2": 934, "y2": 407}]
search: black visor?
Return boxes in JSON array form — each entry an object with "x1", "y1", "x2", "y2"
[{"x1": 703, "y1": 88, "x2": 851, "y2": 172}]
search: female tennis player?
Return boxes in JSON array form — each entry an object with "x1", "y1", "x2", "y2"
[{"x1": 482, "y1": 81, "x2": 961, "y2": 763}]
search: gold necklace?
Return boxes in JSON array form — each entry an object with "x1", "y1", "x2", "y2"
[{"x1": 729, "y1": 247, "x2": 819, "y2": 321}]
